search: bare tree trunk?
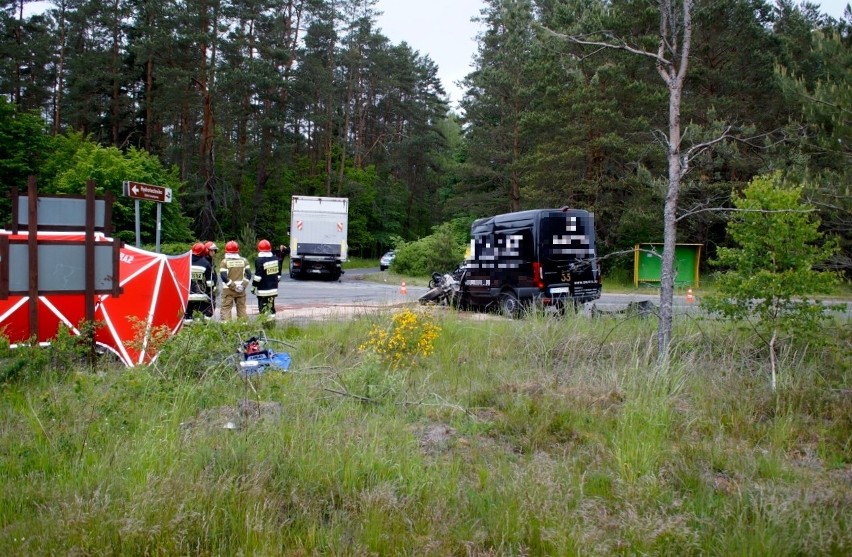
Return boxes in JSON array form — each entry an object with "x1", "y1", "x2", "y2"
[
  {"x1": 180, "y1": 104, "x2": 190, "y2": 180},
  {"x1": 657, "y1": 85, "x2": 684, "y2": 358},
  {"x1": 547, "y1": 1, "x2": 695, "y2": 360},
  {"x1": 337, "y1": 48, "x2": 357, "y2": 196},
  {"x1": 13, "y1": 0, "x2": 23, "y2": 104},
  {"x1": 53, "y1": 1, "x2": 68, "y2": 136},
  {"x1": 252, "y1": 103, "x2": 272, "y2": 228},
  {"x1": 110, "y1": 0, "x2": 122, "y2": 146},
  {"x1": 144, "y1": 58, "x2": 153, "y2": 151},
  {"x1": 354, "y1": 87, "x2": 369, "y2": 168},
  {"x1": 324, "y1": 103, "x2": 333, "y2": 196},
  {"x1": 197, "y1": 0, "x2": 218, "y2": 238},
  {"x1": 655, "y1": 0, "x2": 693, "y2": 361},
  {"x1": 510, "y1": 113, "x2": 521, "y2": 212},
  {"x1": 769, "y1": 328, "x2": 778, "y2": 391},
  {"x1": 337, "y1": 93, "x2": 351, "y2": 196}
]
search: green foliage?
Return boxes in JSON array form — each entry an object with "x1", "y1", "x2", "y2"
[
  {"x1": 0, "y1": 306, "x2": 852, "y2": 555},
  {"x1": 0, "y1": 98, "x2": 48, "y2": 223},
  {"x1": 36, "y1": 132, "x2": 193, "y2": 243},
  {"x1": 703, "y1": 172, "x2": 840, "y2": 339},
  {"x1": 6, "y1": 0, "x2": 850, "y2": 269},
  {"x1": 776, "y1": 27, "x2": 852, "y2": 276},
  {"x1": 153, "y1": 320, "x2": 270, "y2": 381},
  {"x1": 0, "y1": 319, "x2": 127, "y2": 385},
  {"x1": 1, "y1": 314, "x2": 850, "y2": 554},
  {"x1": 145, "y1": 242, "x2": 193, "y2": 256},
  {"x1": 0, "y1": 336, "x2": 48, "y2": 384},
  {"x1": 0, "y1": 97, "x2": 47, "y2": 186},
  {"x1": 235, "y1": 223, "x2": 257, "y2": 258},
  {"x1": 357, "y1": 308, "x2": 441, "y2": 370},
  {"x1": 611, "y1": 363, "x2": 686, "y2": 483},
  {"x1": 391, "y1": 221, "x2": 467, "y2": 276}
]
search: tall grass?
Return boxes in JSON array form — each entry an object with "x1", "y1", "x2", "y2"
[{"x1": 0, "y1": 311, "x2": 849, "y2": 555}]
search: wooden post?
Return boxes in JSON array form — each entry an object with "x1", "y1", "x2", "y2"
[
  {"x1": 10, "y1": 186, "x2": 19, "y2": 233},
  {"x1": 27, "y1": 177, "x2": 38, "y2": 338},
  {"x1": 0, "y1": 234, "x2": 8, "y2": 299},
  {"x1": 85, "y1": 180, "x2": 97, "y2": 368},
  {"x1": 85, "y1": 181, "x2": 96, "y2": 324}
]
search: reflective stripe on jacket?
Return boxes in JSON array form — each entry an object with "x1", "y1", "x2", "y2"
[
  {"x1": 253, "y1": 252, "x2": 280, "y2": 297},
  {"x1": 219, "y1": 253, "x2": 251, "y2": 292},
  {"x1": 189, "y1": 255, "x2": 214, "y2": 301}
]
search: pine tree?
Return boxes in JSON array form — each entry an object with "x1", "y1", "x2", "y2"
[
  {"x1": 459, "y1": 0, "x2": 537, "y2": 216},
  {"x1": 703, "y1": 172, "x2": 839, "y2": 389}
]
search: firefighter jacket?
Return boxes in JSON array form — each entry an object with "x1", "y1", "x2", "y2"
[
  {"x1": 252, "y1": 251, "x2": 280, "y2": 297},
  {"x1": 219, "y1": 253, "x2": 252, "y2": 294},
  {"x1": 204, "y1": 255, "x2": 218, "y2": 288},
  {"x1": 189, "y1": 254, "x2": 214, "y2": 302}
]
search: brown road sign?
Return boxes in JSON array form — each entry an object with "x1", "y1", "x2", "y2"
[{"x1": 123, "y1": 181, "x2": 172, "y2": 203}]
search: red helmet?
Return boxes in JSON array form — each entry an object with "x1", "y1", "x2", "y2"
[
  {"x1": 257, "y1": 239, "x2": 271, "y2": 252},
  {"x1": 205, "y1": 241, "x2": 218, "y2": 253},
  {"x1": 191, "y1": 242, "x2": 206, "y2": 256},
  {"x1": 225, "y1": 240, "x2": 239, "y2": 253}
]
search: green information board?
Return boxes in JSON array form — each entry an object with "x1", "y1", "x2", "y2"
[{"x1": 634, "y1": 243, "x2": 702, "y2": 287}]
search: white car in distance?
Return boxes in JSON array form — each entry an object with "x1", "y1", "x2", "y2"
[{"x1": 379, "y1": 251, "x2": 396, "y2": 271}]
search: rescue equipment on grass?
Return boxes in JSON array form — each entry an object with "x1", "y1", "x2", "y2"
[{"x1": 236, "y1": 330, "x2": 292, "y2": 376}]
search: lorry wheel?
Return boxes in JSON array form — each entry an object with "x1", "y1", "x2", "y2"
[{"x1": 499, "y1": 291, "x2": 522, "y2": 318}]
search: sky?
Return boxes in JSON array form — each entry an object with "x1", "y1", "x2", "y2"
[
  {"x1": 374, "y1": 0, "x2": 484, "y2": 109},
  {"x1": 22, "y1": 0, "x2": 850, "y2": 110},
  {"x1": 373, "y1": 0, "x2": 850, "y2": 110}
]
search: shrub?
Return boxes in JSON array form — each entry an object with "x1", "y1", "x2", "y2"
[
  {"x1": 702, "y1": 172, "x2": 840, "y2": 389},
  {"x1": 358, "y1": 308, "x2": 441, "y2": 369},
  {"x1": 391, "y1": 222, "x2": 466, "y2": 276}
]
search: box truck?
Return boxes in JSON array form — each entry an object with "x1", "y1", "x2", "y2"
[{"x1": 289, "y1": 196, "x2": 348, "y2": 281}]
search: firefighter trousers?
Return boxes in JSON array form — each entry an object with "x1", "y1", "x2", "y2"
[
  {"x1": 258, "y1": 296, "x2": 276, "y2": 315},
  {"x1": 220, "y1": 290, "x2": 247, "y2": 321}
]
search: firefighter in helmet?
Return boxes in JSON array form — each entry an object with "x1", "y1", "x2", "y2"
[
  {"x1": 204, "y1": 241, "x2": 219, "y2": 315},
  {"x1": 252, "y1": 239, "x2": 280, "y2": 316},
  {"x1": 274, "y1": 242, "x2": 290, "y2": 281},
  {"x1": 185, "y1": 242, "x2": 214, "y2": 322},
  {"x1": 218, "y1": 240, "x2": 252, "y2": 321}
]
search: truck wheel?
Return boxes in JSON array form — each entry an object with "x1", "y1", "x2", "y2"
[{"x1": 499, "y1": 291, "x2": 522, "y2": 319}]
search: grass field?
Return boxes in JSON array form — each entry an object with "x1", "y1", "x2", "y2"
[{"x1": 1, "y1": 308, "x2": 849, "y2": 555}]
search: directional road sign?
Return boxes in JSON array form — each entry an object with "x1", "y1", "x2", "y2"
[{"x1": 123, "y1": 181, "x2": 172, "y2": 203}]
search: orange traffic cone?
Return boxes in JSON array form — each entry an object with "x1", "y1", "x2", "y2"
[
  {"x1": 400, "y1": 281, "x2": 408, "y2": 295},
  {"x1": 686, "y1": 288, "x2": 695, "y2": 303}
]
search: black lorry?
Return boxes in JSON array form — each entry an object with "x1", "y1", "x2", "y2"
[{"x1": 462, "y1": 207, "x2": 602, "y2": 316}]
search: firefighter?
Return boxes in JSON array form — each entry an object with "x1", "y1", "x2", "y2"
[
  {"x1": 219, "y1": 240, "x2": 252, "y2": 321},
  {"x1": 252, "y1": 239, "x2": 280, "y2": 316},
  {"x1": 185, "y1": 242, "x2": 214, "y2": 322},
  {"x1": 274, "y1": 242, "x2": 290, "y2": 282},
  {"x1": 204, "y1": 241, "x2": 219, "y2": 315}
]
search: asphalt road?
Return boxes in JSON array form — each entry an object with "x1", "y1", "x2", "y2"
[
  {"x1": 227, "y1": 268, "x2": 427, "y2": 320},
  {"x1": 230, "y1": 267, "x2": 727, "y2": 320}
]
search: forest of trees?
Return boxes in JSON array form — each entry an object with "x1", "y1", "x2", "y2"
[{"x1": 1, "y1": 0, "x2": 849, "y2": 275}]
